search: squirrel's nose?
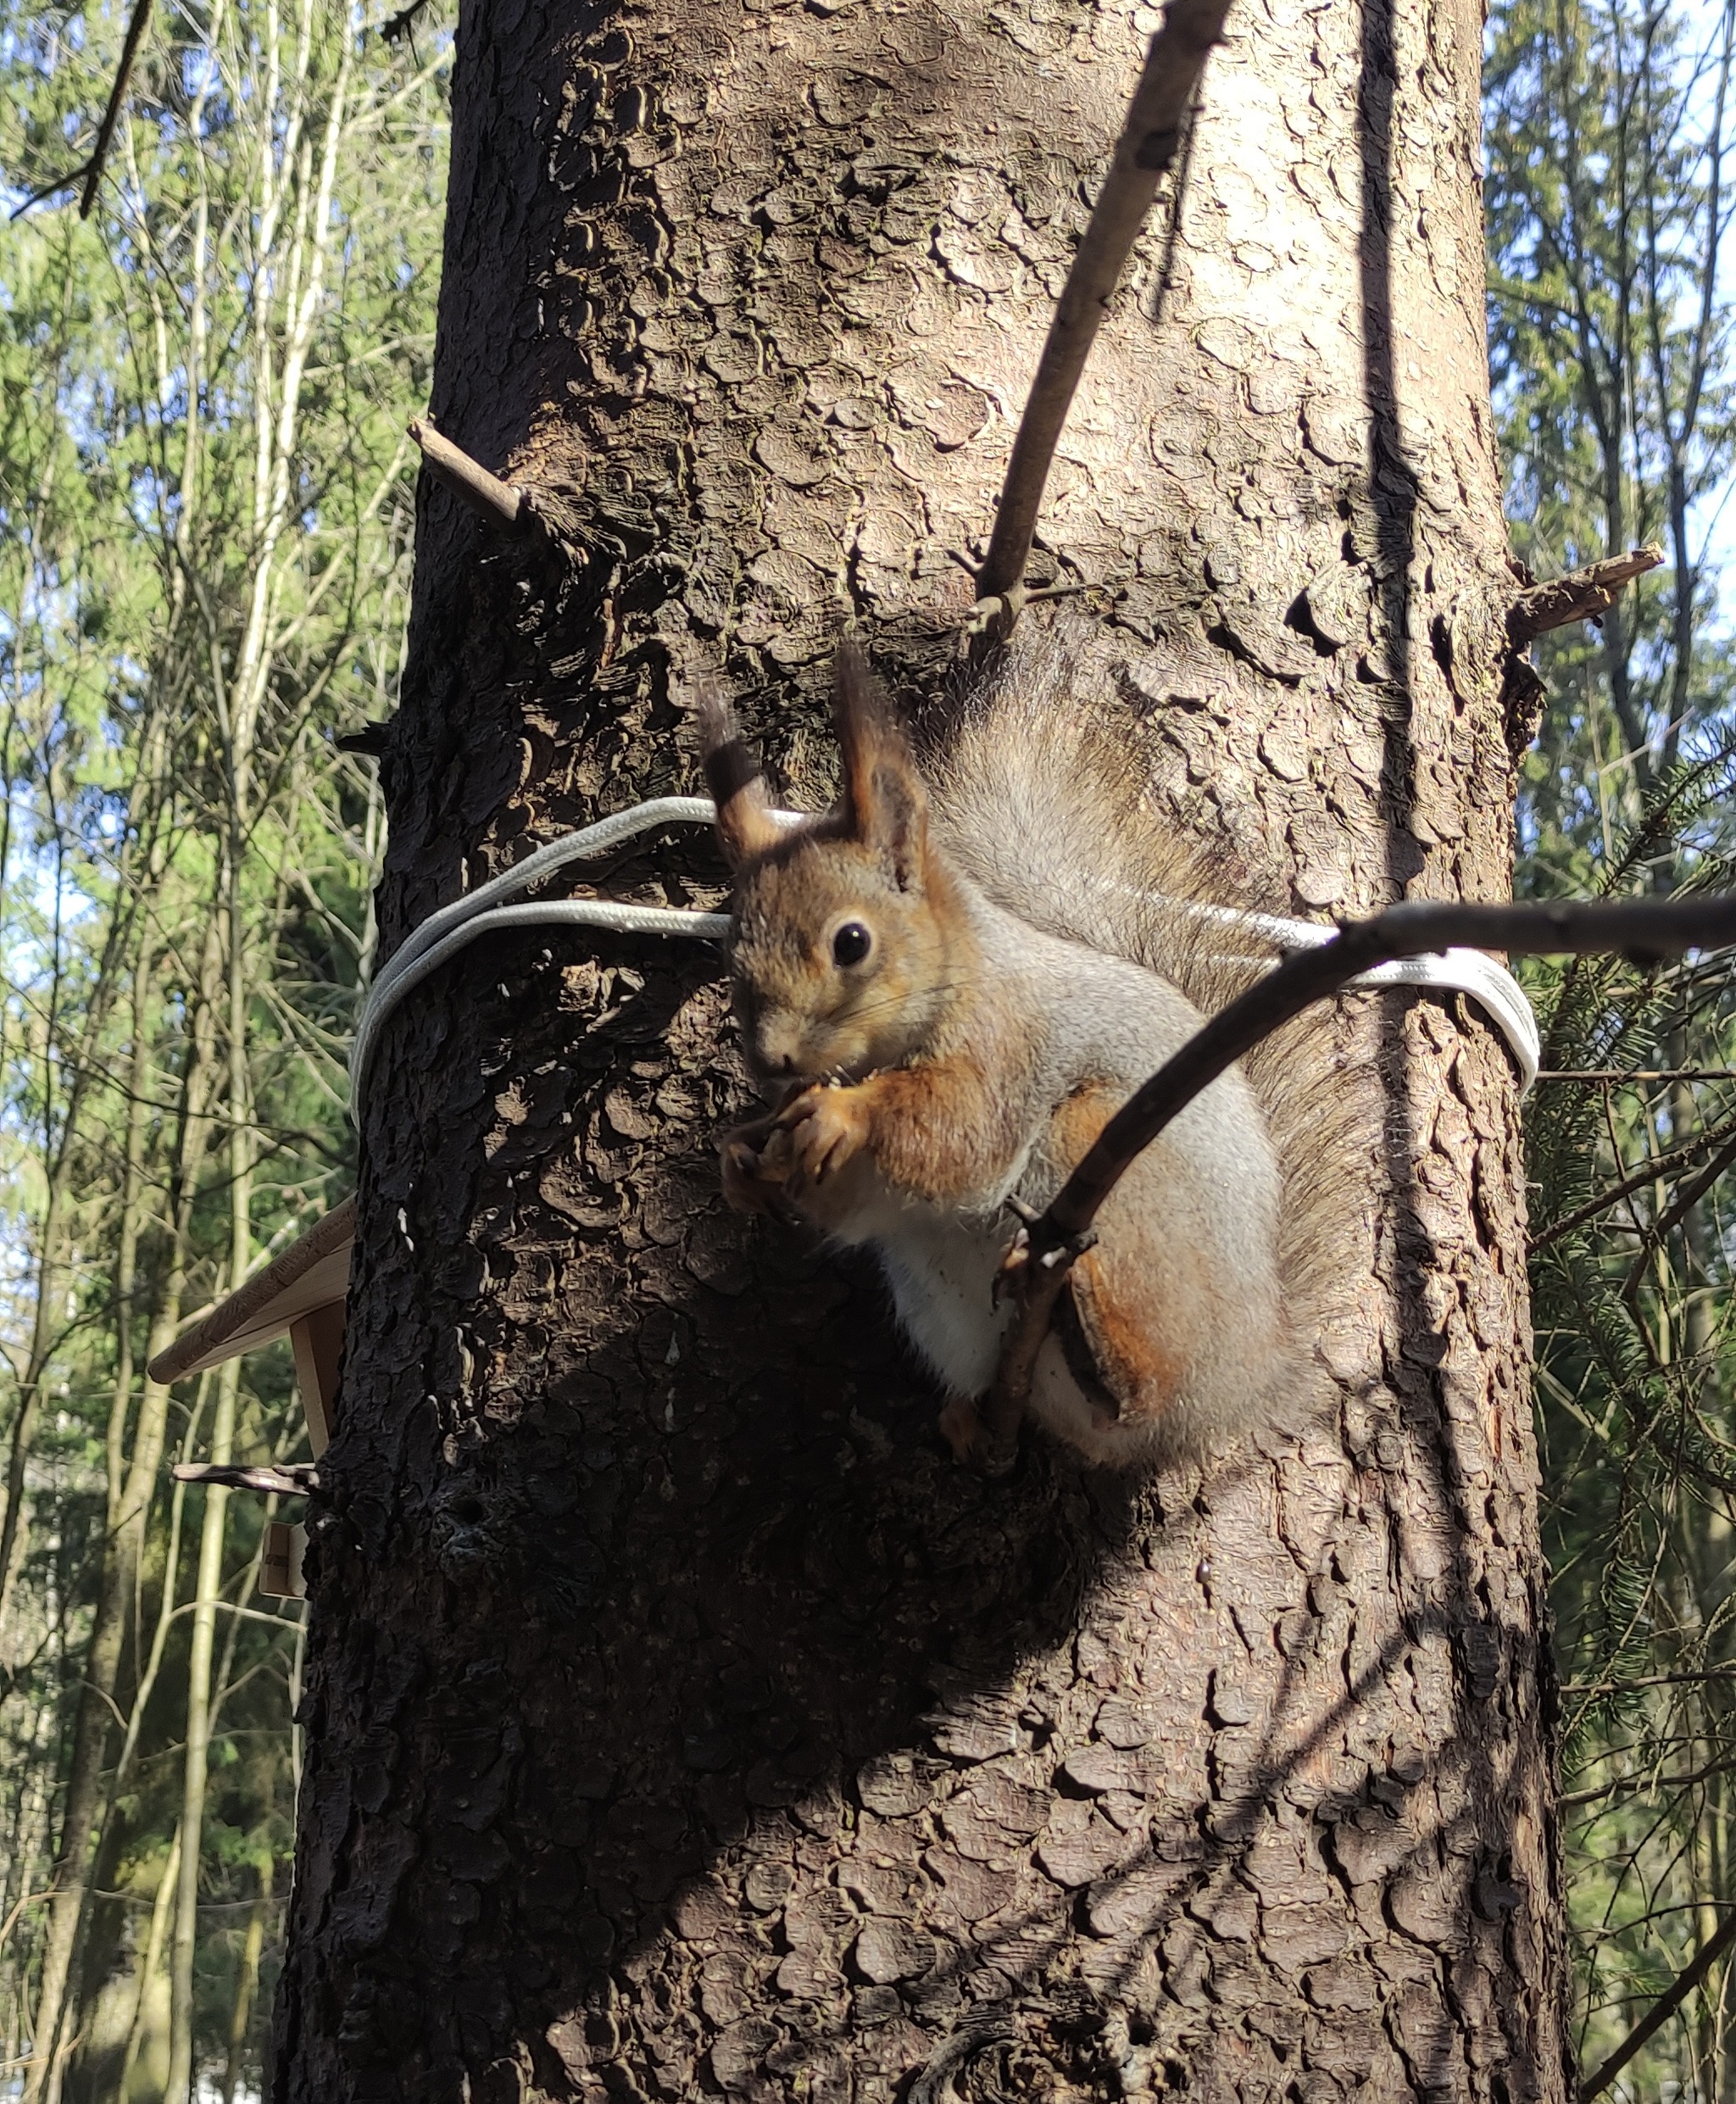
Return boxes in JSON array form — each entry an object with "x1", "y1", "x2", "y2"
[{"x1": 754, "y1": 1023, "x2": 800, "y2": 1076}]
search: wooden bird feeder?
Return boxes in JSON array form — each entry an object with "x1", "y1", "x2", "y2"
[{"x1": 147, "y1": 1197, "x2": 354, "y2": 1599}]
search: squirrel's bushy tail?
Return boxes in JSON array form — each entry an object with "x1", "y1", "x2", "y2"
[
  {"x1": 928, "y1": 621, "x2": 1367, "y2": 1363},
  {"x1": 930, "y1": 625, "x2": 1271, "y2": 998}
]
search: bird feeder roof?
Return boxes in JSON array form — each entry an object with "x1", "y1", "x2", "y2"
[{"x1": 147, "y1": 1198, "x2": 355, "y2": 1385}]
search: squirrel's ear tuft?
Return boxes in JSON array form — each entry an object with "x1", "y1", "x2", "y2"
[
  {"x1": 833, "y1": 647, "x2": 926, "y2": 890},
  {"x1": 695, "y1": 682, "x2": 782, "y2": 868}
]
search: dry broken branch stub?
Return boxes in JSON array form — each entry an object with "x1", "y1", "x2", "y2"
[
  {"x1": 172, "y1": 1462, "x2": 323, "y2": 1500},
  {"x1": 981, "y1": 893, "x2": 1736, "y2": 1470},
  {"x1": 972, "y1": 0, "x2": 1231, "y2": 633},
  {"x1": 1507, "y1": 543, "x2": 1663, "y2": 645},
  {"x1": 408, "y1": 417, "x2": 535, "y2": 536},
  {"x1": 960, "y1": 579, "x2": 1110, "y2": 634}
]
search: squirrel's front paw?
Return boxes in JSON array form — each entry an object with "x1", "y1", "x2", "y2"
[
  {"x1": 774, "y1": 1083, "x2": 869, "y2": 1189},
  {"x1": 718, "y1": 1124, "x2": 793, "y2": 1217}
]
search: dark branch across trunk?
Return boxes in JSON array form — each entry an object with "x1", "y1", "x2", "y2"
[{"x1": 273, "y1": 1, "x2": 1572, "y2": 2099}]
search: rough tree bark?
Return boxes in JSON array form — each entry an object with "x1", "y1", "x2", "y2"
[{"x1": 273, "y1": 0, "x2": 1572, "y2": 2098}]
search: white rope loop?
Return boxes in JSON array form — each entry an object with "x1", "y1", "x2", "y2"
[
  {"x1": 1177, "y1": 902, "x2": 1542, "y2": 1092},
  {"x1": 348, "y1": 799, "x2": 1540, "y2": 1126},
  {"x1": 348, "y1": 798, "x2": 729, "y2": 1120}
]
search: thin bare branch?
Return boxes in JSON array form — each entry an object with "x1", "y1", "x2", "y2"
[
  {"x1": 1562, "y1": 1754, "x2": 1736, "y2": 1811},
  {"x1": 1580, "y1": 1905, "x2": 1736, "y2": 2099},
  {"x1": 8, "y1": 167, "x2": 89, "y2": 220},
  {"x1": 1561, "y1": 1664, "x2": 1736, "y2": 1696},
  {"x1": 1618, "y1": 1124, "x2": 1736, "y2": 1300},
  {"x1": 408, "y1": 417, "x2": 531, "y2": 535},
  {"x1": 972, "y1": 0, "x2": 1231, "y2": 630},
  {"x1": 1537, "y1": 1067, "x2": 1736, "y2": 1082},
  {"x1": 14, "y1": 0, "x2": 163, "y2": 219},
  {"x1": 1532, "y1": 1113, "x2": 1736, "y2": 1251},
  {"x1": 983, "y1": 893, "x2": 1736, "y2": 1472},
  {"x1": 80, "y1": 0, "x2": 157, "y2": 217},
  {"x1": 381, "y1": 0, "x2": 432, "y2": 42}
]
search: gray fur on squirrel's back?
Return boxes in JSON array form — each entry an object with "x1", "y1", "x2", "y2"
[{"x1": 926, "y1": 622, "x2": 1364, "y2": 1355}]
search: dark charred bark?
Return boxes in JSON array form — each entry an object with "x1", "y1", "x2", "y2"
[{"x1": 273, "y1": 1, "x2": 1572, "y2": 2099}]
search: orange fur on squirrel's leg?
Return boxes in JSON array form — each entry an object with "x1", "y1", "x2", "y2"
[
  {"x1": 1067, "y1": 1244, "x2": 1187, "y2": 1418},
  {"x1": 1021, "y1": 1090, "x2": 1201, "y2": 1465}
]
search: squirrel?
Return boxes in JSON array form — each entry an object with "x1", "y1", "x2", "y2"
[{"x1": 695, "y1": 627, "x2": 1349, "y2": 1471}]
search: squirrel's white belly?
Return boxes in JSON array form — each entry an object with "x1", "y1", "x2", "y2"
[{"x1": 824, "y1": 1183, "x2": 1012, "y2": 1399}]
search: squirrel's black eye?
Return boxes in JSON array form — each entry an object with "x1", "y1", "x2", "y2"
[{"x1": 832, "y1": 921, "x2": 872, "y2": 967}]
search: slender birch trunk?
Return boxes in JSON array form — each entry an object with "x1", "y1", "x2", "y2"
[
  {"x1": 165, "y1": 846, "x2": 256, "y2": 2103},
  {"x1": 221, "y1": 1858, "x2": 273, "y2": 2104},
  {"x1": 120, "y1": 1827, "x2": 181, "y2": 2103}
]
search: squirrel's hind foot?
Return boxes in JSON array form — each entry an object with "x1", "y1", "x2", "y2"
[
  {"x1": 937, "y1": 1394, "x2": 1027, "y2": 1478},
  {"x1": 938, "y1": 1395, "x2": 988, "y2": 1466}
]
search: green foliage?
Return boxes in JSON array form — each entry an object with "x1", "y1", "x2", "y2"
[
  {"x1": 0, "y1": 0, "x2": 448, "y2": 2087},
  {"x1": 1491, "y1": 0, "x2": 1736, "y2": 2089}
]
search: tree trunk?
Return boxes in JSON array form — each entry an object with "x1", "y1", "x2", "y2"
[
  {"x1": 120, "y1": 1826, "x2": 181, "y2": 2104},
  {"x1": 275, "y1": 1, "x2": 1572, "y2": 2098},
  {"x1": 21, "y1": 954, "x2": 156, "y2": 2104}
]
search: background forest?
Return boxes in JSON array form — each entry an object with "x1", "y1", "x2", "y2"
[{"x1": 0, "y1": 0, "x2": 1731, "y2": 2094}]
